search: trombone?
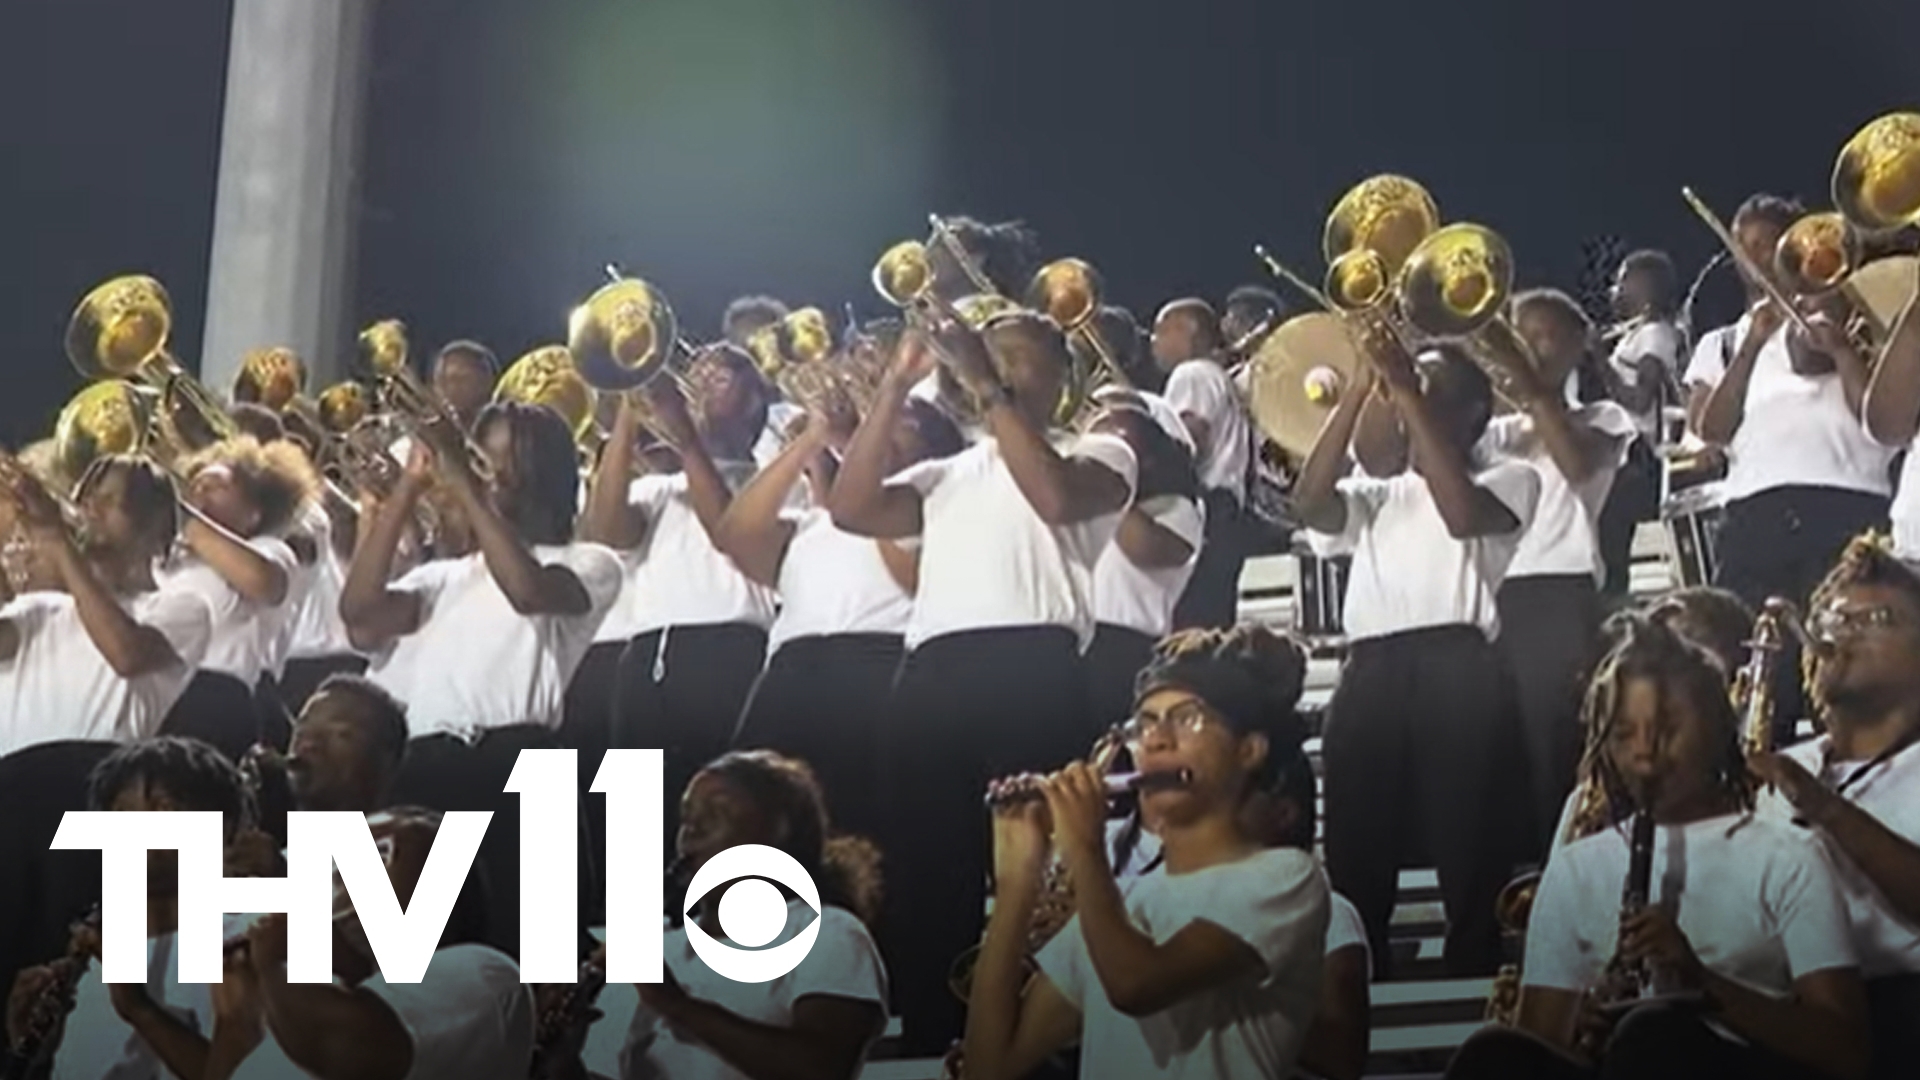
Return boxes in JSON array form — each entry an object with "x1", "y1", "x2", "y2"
[
  {"x1": 64, "y1": 275, "x2": 239, "y2": 461},
  {"x1": 1028, "y1": 257, "x2": 1133, "y2": 393},
  {"x1": 1679, "y1": 187, "x2": 1816, "y2": 337}
]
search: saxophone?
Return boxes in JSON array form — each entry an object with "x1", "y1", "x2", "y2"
[
  {"x1": 1733, "y1": 598, "x2": 1795, "y2": 758},
  {"x1": 2, "y1": 907, "x2": 103, "y2": 1080}
]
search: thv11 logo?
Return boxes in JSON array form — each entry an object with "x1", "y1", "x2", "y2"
[{"x1": 52, "y1": 749, "x2": 821, "y2": 985}]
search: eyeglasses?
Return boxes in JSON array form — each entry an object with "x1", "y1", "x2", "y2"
[
  {"x1": 1810, "y1": 603, "x2": 1905, "y2": 640},
  {"x1": 1119, "y1": 700, "x2": 1219, "y2": 745}
]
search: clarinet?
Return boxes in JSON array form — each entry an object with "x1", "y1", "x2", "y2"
[
  {"x1": 2, "y1": 906, "x2": 102, "y2": 1080},
  {"x1": 1618, "y1": 810, "x2": 1657, "y2": 997}
]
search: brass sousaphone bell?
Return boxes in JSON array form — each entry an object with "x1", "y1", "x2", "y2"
[
  {"x1": 496, "y1": 345, "x2": 598, "y2": 445},
  {"x1": 1322, "y1": 174, "x2": 1443, "y2": 313},
  {"x1": 65, "y1": 274, "x2": 238, "y2": 458},
  {"x1": 1833, "y1": 111, "x2": 1920, "y2": 235},
  {"x1": 567, "y1": 277, "x2": 682, "y2": 394},
  {"x1": 51, "y1": 380, "x2": 158, "y2": 487}
]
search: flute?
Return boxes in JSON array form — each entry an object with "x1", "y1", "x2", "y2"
[{"x1": 983, "y1": 768, "x2": 1192, "y2": 808}]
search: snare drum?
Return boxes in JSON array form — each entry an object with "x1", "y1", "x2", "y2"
[
  {"x1": 1292, "y1": 542, "x2": 1350, "y2": 639},
  {"x1": 1661, "y1": 481, "x2": 1725, "y2": 589}
]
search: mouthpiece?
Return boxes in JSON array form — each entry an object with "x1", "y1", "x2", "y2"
[{"x1": 983, "y1": 769, "x2": 1191, "y2": 808}]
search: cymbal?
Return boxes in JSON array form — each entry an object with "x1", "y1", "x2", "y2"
[{"x1": 1247, "y1": 312, "x2": 1364, "y2": 461}]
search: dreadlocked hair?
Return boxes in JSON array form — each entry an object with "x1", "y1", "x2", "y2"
[
  {"x1": 939, "y1": 216, "x2": 1042, "y2": 298},
  {"x1": 179, "y1": 435, "x2": 320, "y2": 538},
  {"x1": 698, "y1": 750, "x2": 883, "y2": 927},
  {"x1": 1572, "y1": 613, "x2": 1754, "y2": 838},
  {"x1": 473, "y1": 401, "x2": 580, "y2": 545},
  {"x1": 1803, "y1": 532, "x2": 1920, "y2": 722}
]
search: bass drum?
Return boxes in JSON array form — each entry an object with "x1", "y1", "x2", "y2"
[{"x1": 1661, "y1": 480, "x2": 1726, "y2": 589}]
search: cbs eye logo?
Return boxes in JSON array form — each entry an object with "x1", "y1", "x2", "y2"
[{"x1": 682, "y1": 845, "x2": 822, "y2": 982}]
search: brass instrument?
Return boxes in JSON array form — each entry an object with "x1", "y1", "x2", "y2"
[
  {"x1": 1833, "y1": 112, "x2": 1920, "y2": 234},
  {"x1": 871, "y1": 237, "x2": 1031, "y2": 425},
  {"x1": 0, "y1": 446, "x2": 85, "y2": 595},
  {"x1": 1734, "y1": 598, "x2": 1797, "y2": 758},
  {"x1": 1253, "y1": 243, "x2": 1334, "y2": 311},
  {"x1": 1028, "y1": 257, "x2": 1132, "y2": 391},
  {"x1": 2, "y1": 906, "x2": 102, "y2": 1080},
  {"x1": 1324, "y1": 174, "x2": 1443, "y2": 273},
  {"x1": 1486, "y1": 870, "x2": 1543, "y2": 1025},
  {"x1": 1245, "y1": 312, "x2": 1366, "y2": 461},
  {"x1": 234, "y1": 346, "x2": 308, "y2": 411},
  {"x1": 64, "y1": 275, "x2": 237, "y2": 458},
  {"x1": 748, "y1": 306, "x2": 835, "y2": 382},
  {"x1": 1775, "y1": 211, "x2": 1861, "y2": 297},
  {"x1": 1679, "y1": 187, "x2": 1816, "y2": 337},
  {"x1": 316, "y1": 382, "x2": 372, "y2": 434},
  {"x1": 354, "y1": 319, "x2": 494, "y2": 480},
  {"x1": 497, "y1": 346, "x2": 597, "y2": 444},
  {"x1": 1398, "y1": 223, "x2": 1539, "y2": 406},
  {"x1": 51, "y1": 381, "x2": 157, "y2": 486}
]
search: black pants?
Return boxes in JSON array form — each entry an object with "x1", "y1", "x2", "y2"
[
  {"x1": 0, "y1": 741, "x2": 119, "y2": 998},
  {"x1": 1445, "y1": 1001, "x2": 1833, "y2": 1080},
  {"x1": 1322, "y1": 625, "x2": 1526, "y2": 979},
  {"x1": 731, "y1": 633, "x2": 904, "y2": 840},
  {"x1": 276, "y1": 654, "x2": 368, "y2": 718},
  {"x1": 1497, "y1": 575, "x2": 1604, "y2": 855},
  {"x1": 1598, "y1": 439, "x2": 1658, "y2": 601},
  {"x1": 613, "y1": 623, "x2": 769, "y2": 844},
  {"x1": 1173, "y1": 488, "x2": 1249, "y2": 630},
  {"x1": 390, "y1": 724, "x2": 592, "y2": 961},
  {"x1": 1715, "y1": 485, "x2": 1890, "y2": 745},
  {"x1": 162, "y1": 671, "x2": 267, "y2": 760},
  {"x1": 1083, "y1": 623, "x2": 1157, "y2": 733},
  {"x1": 880, "y1": 627, "x2": 1091, "y2": 1056},
  {"x1": 1868, "y1": 973, "x2": 1920, "y2": 1080}
]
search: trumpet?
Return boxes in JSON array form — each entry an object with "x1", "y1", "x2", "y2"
[
  {"x1": 1028, "y1": 257, "x2": 1132, "y2": 394},
  {"x1": 234, "y1": 346, "x2": 308, "y2": 411},
  {"x1": 354, "y1": 320, "x2": 494, "y2": 482},
  {"x1": 64, "y1": 275, "x2": 237, "y2": 460}
]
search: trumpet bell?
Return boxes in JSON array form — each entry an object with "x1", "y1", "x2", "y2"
[
  {"x1": 1247, "y1": 313, "x2": 1364, "y2": 461},
  {"x1": 497, "y1": 346, "x2": 597, "y2": 442},
  {"x1": 1775, "y1": 212, "x2": 1861, "y2": 296},
  {"x1": 567, "y1": 279, "x2": 677, "y2": 393},
  {"x1": 316, "y1": 382, "x2": 371, "y2": 434},
  {"x1": 1326, "y1": 249, "x2": 1393, "y2": 312},
  {"x1": 1028, "y1": 258, "x2": 1102, "y2": 331},
  {"x1": 1399, "y1": 223, "x2": 1515, "y2": 339},
  {"x1": 785, "y1": 307, "x2": 833, "y2": 367},
  {"x1": 236, "y1": 347, "x2": 308, "y2": 410},
  {"x1": 1323, "y1": 175, "x2": 1441, "y2": 272},
  {"x1": 53, "y1": 380, "x2": 155, "y2": 483},
  {"x1": 65, "y1": 275, "x2": 173, "y2": 379},
  {"x1": 356, "y1": 320, "x2": 410, "y2": 380},
  {"x1": 1834, "y1": 112, "x2": 1920, "y2": 234},
  {"x1": 873, "y1": 240, "x2": 934, "y2": 308}
]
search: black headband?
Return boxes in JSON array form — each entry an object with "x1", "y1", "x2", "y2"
[{"x1": 1132, "y1": 656, "x2": 1270, "y2": 735}]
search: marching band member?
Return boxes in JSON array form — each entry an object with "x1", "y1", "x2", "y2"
[
  {"x1": 580, "y1": 349, "x2": 777, "y2": 843},
  {"x1": 1151, "y1": 299, "x2": 1254, "y2": 630},
  {"x1": 717, "y1": 392, "x2": 963, "y2": 836},
  {"x1": 160, "y1": 436, "x2": 319, "y2": 757},
  {"x1": 1222, "y1": 284, "x2": 1287, "y2": 368},
  {"x1": 1081, "y1": 390, "x2": 1203, "y2": 730},
  {"x1": 1754, "y1": 536, "x2": 1920, "y2": 1077},
  {"x1": 5, "y1": 738, "x2": 246, "y2": 1080},
  {"x1": 963, "y1": 626, "x2": 1331, "y2": 1080},
  {"x1": 1446, "y1": 617, "x2": 1869, "y2": 1080},
  {"x1": 0, "y1": 456, "x2": 209, "y2": 756},
  {"x1": 1292, "y1": 326, "x2": 1539, "y2": 977},
  {"x1": 1598, "y1": 250, "x2": 1685, "y2": 599},
  {"x1": 282, "y1": 673, "x2": 410, "y2": 816},
  {"x1": 1689, "y1": 194, "x2": 1896, "y2": 743},
  {"x1": 205, "y1": 808, "x2": 525, "y2": 1080},
  {"x1": 340, "y1": 401, "x2": 623, "y2": 957},
  {"x1": 561, "y1": 751, "x2": 888, "y2": 1080},
  {"x1": 903, "y1": 215, "x2": 1044, "y2": 435},
  {"x1": 1859, "y1": 255, "x2": 1920, "y2": 564},
  {"x1": 431, "y1": 339, "x2": 500, "y2": 433},
  {"x1": 829, "y1": 311, "x2": 1135, "y2": 1054},
  {"x1": 1487, "y1": 289, "x2": 1636, "y2": 847},
  {"x1": 722, "y1": 295, "x2": 792, "y2": 350}
]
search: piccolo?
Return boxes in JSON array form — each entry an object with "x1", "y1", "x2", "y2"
[{"x1": 983, "y1": 769, "x2": 1192, "y2": 808}]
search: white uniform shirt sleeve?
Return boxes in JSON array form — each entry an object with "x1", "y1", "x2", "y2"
[
  {"x1": 1478, "y1": 459, "x2": 1543, "y2": 532},
  {"x1": 1771, "y1": 839, "x2": 1861, "y2": 980},
  {"x1": 389, "y1": 558, "x2": 460, "y2": 620},
  {"x1": 1163, "y1": 361, "x2": 1236, "y2": 441},
  {"x1": 1583, "y1": 401, "x2": 1639, "y2": 468},
  {"x1": 1520, "y1": 842, "x2": 1600, "y2": 991},
  {"x1": 0, "y1": 595, "x2": 58, "y2": 664},
  {"x1": 1034, "y1": 914, "x2": 1093, "y2": 1011},
  {"x1": 893, "y1": 452, "x2": 951, "y2": 497},
  {"x1": 783, "y1": 908, "x2": 891, "y2": 1011},
  {"x1": 142, "y1": 588, "x2": 216, "y2": 673},
  {"x1": 1305, "y1": 475, "x2": 1387, "y2": 557},
  {"x1": 1068, "y1": 432, "x2": 1140, "y2": 499},
  {"x1": 360, "y1": 945, "x2": 535, "y2": 1080},
  {"x1": 1142, "y1": 494, "x2": 1206, "y2": 552},
  {"x1": 554, "y1": 543, "x2": 627, "y2": 622},
  {"x1": 1684, "y1": 328, "x2": 1733, "y2": 391},
  {"x1": 1170, "y1": 851, "x2": 1330, "y2": 983},
  {"x1": 1325, "y1": 891, "x2": 1370, "y2": 962}
]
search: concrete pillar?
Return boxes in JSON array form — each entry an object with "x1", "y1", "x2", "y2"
[{"x1": 200, "y1": 0, "x2": 374, "y2": 395}]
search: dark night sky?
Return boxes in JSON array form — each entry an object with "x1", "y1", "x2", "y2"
[{"x1": 3, "y1": 0, "x2": 1916, "y2": 445}]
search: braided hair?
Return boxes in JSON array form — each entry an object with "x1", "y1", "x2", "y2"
[
  {"x1": 472, "y1": 401, "x2": 580, "y2": 546},
  {"x1": 1802, "y1": 532, "x2": 1920, "y2": 723},
  {"x1": 1571, "y1": 613, "x2": 1754, "y2": 838},
  {"x1": 698, "y1": 750, "x2": 883, "y2": 927}
]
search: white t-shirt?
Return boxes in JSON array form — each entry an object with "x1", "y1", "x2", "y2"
[
  {"x1": 1608, "y1": 320, "x2": 1685, "y2": 442},
  {"x1": 591, "y1": 903, "x2": 888, "y2": 1080},
  {"x1": 1325, "y1": 891, "x2": 1368, "y2": 962},
  {"x1": 594, "y1": 471, "x2": 777, "y2": 644},
  {"x1": 365, "y1": 543, "x2": 623, "y2": 736},
  {"x1": 1305, "y1": 462, "x2": 1540, "y2": 642},
  {"x1": 766, "y1": 507, "x2": 912, "y2": 655},
  {"x1": 1035, "y1": 847, "x2": 1329, "y2": 1080},
  {"x1": 1164, "y1": 359, "x2": 1251, "y2": 503},
  {"x1": 894, "y1": 433, "x2": 1136, "y2": 650},
  {"x1": 1756, "y1": 737, "x2": 1920, "y2": 977},
  {"x1": 1683, "y1": 316, "x2": 1895, "y2": 502},
  {"x1": 52, "y1": 932, "x2": 211, "y2": 1080},
  {"x1": 1479, "y1": 402, "x2": 1635, "y2": 582},
  {"x1": 0, "y1": 587, "x2": 210, "y2": 758},
  {"x1": 360, "y1": 944, "x2": 535, "y2": 1080},
  {"x1": 1525, "y1": 813, "x2": 1857, "y2": 998},
  {"x1": 1092, "y1": 494, "x2": 1205, "y2": 637},
  {"x1": 156, "y1": 536, "x2": 301, "y2": 687},
  {"x1": 285, "y1": 502, "x2": 355, "y2": 662}
]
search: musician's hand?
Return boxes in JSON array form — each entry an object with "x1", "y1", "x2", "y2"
[
  {"x1": 986, "y1": 776, "x2": 1051, "y2": 892},
  {"x1": 888, "y1": 327, "x2": 940, "y2": 388},
  {"x1": 1800, "y1": 312, "x2": 1853, "y2": 361},
  {"x1": 645, "y1": 379, "x2": 700, "y2": 448},
  {"x1": 636, "y1": 965, "x2": 690, "y2": 1017},
  {"x1": 245, "y1": 914, "x2": 290, "y2": 976},
  {"x1": 1748, "y1": 752, "x2": 1840, "y2": 825},
  {"x1": 1746, "y1": 300, "x2": 1788, "y2": 348},
  {"x1": 400, "y1": 439, "x2": 436, "y2": 493},
  {"x1": 225, "y1": 828, "x2": 283, "y2": 878},
  {"x1": 936, "y1": 322, "x2": 1003, "y2": 400},
  {"x1": 1572, "y1": 985, "x2": 1621, "y2": 1061},
  {"x1": 1354, "y1": 316, "x2": 1419, "y2": 392},
  {"x1": 1042, "y1": 761, "x2": 1110, "y2": 866},
  {"x1": 1618, "y1": 908, "x2": 1707, "y2": 991},
  {"x1": 209, "y1": 940, "x2": 265, "y2": 1048},
  {"x1": 7, "y1": 964, "x2": 58, "y2": 1046}
]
